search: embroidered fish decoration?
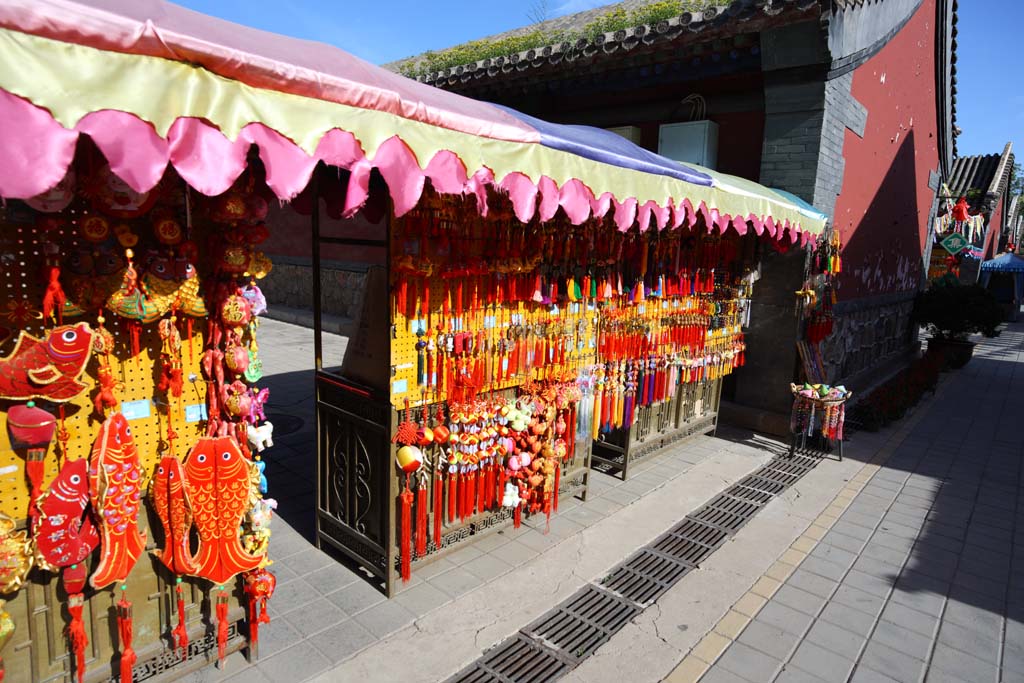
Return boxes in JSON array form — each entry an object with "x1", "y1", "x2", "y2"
[
  {"x1": 32, "y1": 458, "x2": 99, "y2": 572},
  {"x1": 0, "y1": 322, "x2": 96, "y2": 402},
  {"x1": 149, "y1": 455, "x2": 198, "y2": 575},
  {"x1": 183, "y1": 436, "x2": 263, "y2": 585},
  {"x1": 88, "y1": 413, "x2": 147, "y2": 589}
]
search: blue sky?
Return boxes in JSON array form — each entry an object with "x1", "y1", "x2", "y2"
[{"x1": 176, "y1": 0, "x2": 1016, "y2": 159}]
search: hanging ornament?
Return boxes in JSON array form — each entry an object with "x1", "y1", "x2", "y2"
[
  {"x1": 182, "y1": 436, "x2": 264, "y2": 585},
  {"x1": 88, "y1": 413, "x2": 147, "y2": 589},
  {"x1": 62, "y1": 563, "x2": 90, "y2": 683},
  {"x1": 116, "y1": 590, "x2": 137, "y2": 683},
  {"x1": 149, "y1": 453, "x2": 199, "y2": 576},
  {"x1": 32, "y1": 457, "x2": 98, "y2": 572},
  {"x1": 107, "y1": 248, "x2": 162, "y2": 326},
  {"x1": 92, "y1": 319, "x2": 121, "y2": 416},
  {"x1": 6, "y1": 401, "x2": 56, "y2": 512},
  {"x1": 0, "y1": 322, "x2": 97, "y2": 402},
  {"x1": 0, "y1": 514, "x2": 32, "y2": 594},
  {"x1": 243, "y1": 568, "x2": 276, "y2": 653},
  {"x1": 83, "y1": 162, "x2": 157, "y2": 219}
]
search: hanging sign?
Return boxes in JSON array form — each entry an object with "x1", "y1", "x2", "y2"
[{"x1": 940, "y1": 233, "x2": 968, "y2": 256}]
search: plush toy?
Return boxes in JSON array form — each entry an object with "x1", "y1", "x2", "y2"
[{"x1": 247, "y1": 422, "x2": 274, "y2": 453}]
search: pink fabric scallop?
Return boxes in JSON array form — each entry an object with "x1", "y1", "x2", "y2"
[
  {"x1": 167, "y1": 117, "x2": 248, "y2": 196},
  {"x1": 537, "y1": 176, "x2": 560, "y2": 222},
  {"x1": 636, "y1": 201, "x2": 653, "y2": 233},
  {"x1": 372, "y1": 136, "x2": 425, "y2": 216},
  {"x1": 558, "y1": 178, "x2": 594, "y2": 225},
  {"x1": 613, "y1": 197, "x2": 637, "y2": 231},
  {"x1": 0, "y1": 89, "x2": 78, "y2": 198},
  {"x1": 78, "y1": 110, "x2": 168, "y2": 193},
  {"x1": 241, "y1": 123, "x2": 317, "y2": 200},
  {"x1": 343, "y1": 158, "x2": 373, "y2": 217},
  {"x1": 466, "y1": 168, "x2": 494, "y2": 217},
  {"x1": 424, "y1": 151, "x2": 469, "y2": 195},
  {"x1": 497, "y1": 172, "x2": 538, "y2": 223},
  {"x1": 315, "y1": 128, "x2": 365, "y2": 169},
  {"x1": 591, "y1": 192, "x2": 615, "y2": 221}
]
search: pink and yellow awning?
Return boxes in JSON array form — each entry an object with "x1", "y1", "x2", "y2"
[{"x1": 0, "y1": 0, "x2": 826, "y2": 240}]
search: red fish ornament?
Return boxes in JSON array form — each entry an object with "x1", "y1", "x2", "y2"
[
  {"x1": 149, "y1": 455, "x2": 198, "y2": 576},
  {"x1": 88, "y1": 413, "x2": 147, "y2": 589},
  {"x1": 32, "y1": 458, "x2": 99, "y2": 571},
  {"x1": 0, "y1": 323, "x2": 96, "y2": 402},
  {"x1": 183, "y1": 436, "x2": 263, "y2": 585}
]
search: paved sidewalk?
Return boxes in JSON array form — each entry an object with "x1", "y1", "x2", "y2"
[{"x1": 668, "y1": 325, "x2": 1024, "y2": 683}]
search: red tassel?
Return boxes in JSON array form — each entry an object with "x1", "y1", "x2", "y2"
[
  {"x1": 554, "y1": 465, "x2": 561, "y2": 513},
  {"x1": 415, "y1": 479, "x2": 428, "y2": 558},
  {"x1": 25, "y1": 449, "x2": 45, "y2": 513},
  {"x1": 172, "y1": 582, "x2": 189, "y2": 658},
  {"x1": 41, "y1": 264, "x2": 66, "y2": 324},
  {"x1": 476, "y1": 467, "x2": 485, "y2": 513},
  {"x1": 215, "y1": 590, "x2": 229, "y2": 667},
  {"x1": 433, "y1": 470, "x2": 443, "y2": 549},
  {"x1": 116, "y1": 595, "x2": 136, "y2": 683},
  {"x1": 468, "y1": 471, "x2": 477, "y2": 517},
  {"x1": 497, "y1": 465, "x2": 506, "y2": 504},
  {"x1": 400, "y1": 483, "x2": 414, "y2": 582},
  {"x1": 447, "y1": 471, "x2": 457, "y2": 523},
  {"x1": 513, "y1": 502, "x2": 522, "y2": 528},
  {"x1": 67, "y1": 593, "x2": 88, "y2": 683},
  {"x1": 128, "y1": 320, "x2": 141, "y2": 359}
]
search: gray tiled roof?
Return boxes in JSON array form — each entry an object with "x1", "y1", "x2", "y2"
[
  {"x1": 947, "y1": 143, "x2": 1014, "y2": 210},
  {"x1": 387, "y1": 0, "x2": 819, "y2": 83}
]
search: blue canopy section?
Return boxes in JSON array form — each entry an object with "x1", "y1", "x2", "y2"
[
  {"x1": 770, "y1": 189, "x2": 829, "y2": 221},
  {"x1": 981, "y1": 252, "x2": 1024, "y2": 273},
  {"x1": 494, "y1": 105, "x2": 713, "y2": 187}
]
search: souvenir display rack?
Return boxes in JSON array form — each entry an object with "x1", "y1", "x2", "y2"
[
  {"x1": 312, "y1": 181, "x2": 776, "y2": 596},
  {"x1": 788, "y1": 384, "x2": 850, "y2": 461},
  {"x1": 591, "y1": 263, "x2": 757, "y2": 480},
  {"x1": 0, "y1": 150, "x2": 279, "y2": 682}
]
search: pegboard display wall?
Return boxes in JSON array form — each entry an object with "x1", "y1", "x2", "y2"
[{"x1": 0, "y1": 212, "x2": 208, "y2": 520}]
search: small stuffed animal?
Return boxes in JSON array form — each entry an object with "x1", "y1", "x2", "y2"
[
  {"x1": 501, "y1": 482, "x2": 521, "y2": 509},
  {"x1": 246, "y1": 422, "x2": 274, "y2": 453}
]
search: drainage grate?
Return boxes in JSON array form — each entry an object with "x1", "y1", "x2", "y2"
[
  {"x1": 705, "y1": 494, "x2": 762, "y2": 519},
  {"x1": 450, "y1": 441, "x2": 832, "y2": 682},
  {"x1": 691, "y1": 504, "x2": 750, "y2": 533},
  {"x1": 754, "y1": 467, "x2": 802, "y2": 487},
  {"x1": 669, "y1": 518, "x2": 730, "y2": 550},
  {"x1": 450, "y1": 635, "x2": 571, "y2": 683},
  {"x1": 720, "y1": 486, "x2": 774, "y2": 507},
  {"x1": 650, "y1": 531, "x2": 717, "y2": 566},
  {"x1": 600, "y1": 549, "x2": 692, "y2": 604},
  {"x1": 764, "y1": 458, "x2": 813, "y2": 477},
  {"x1": 522, "y1": 585, "x2": 639, "y2": 662},
  {"x1": 735, "y1": 473, "x2": 789, "y2": 495}
]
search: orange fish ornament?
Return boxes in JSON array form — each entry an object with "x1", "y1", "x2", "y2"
[
  {"x1": 88, "y1": 413, "x2": 147, "y2": 589},
  {"x1": 0, "y1": 323, "x2": 96, "y2": 402},
  {"x1": 183, "y1": 436, "x2": 263, "y2": 585},
  {"x1": 149, "y1": 455, "x2": 198, "y2": 575}
]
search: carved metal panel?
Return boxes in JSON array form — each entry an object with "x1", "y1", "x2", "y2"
[{"x1": 316, "y1": 374, "x2": 393, "y2": 588}]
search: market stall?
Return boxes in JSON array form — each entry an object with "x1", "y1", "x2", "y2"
[
  {"x1": 980, "y1": 252, "x2": 1024, "y2": 321},
  {"x1": 0, "y1": 2, "x2": 825, "y2": 679}
]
